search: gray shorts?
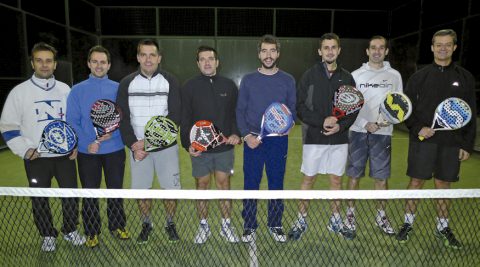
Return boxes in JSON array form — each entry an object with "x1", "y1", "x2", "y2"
[
  {"x1": 130, "y1": 144, "x2": 181, "y2": 189},
  {"x1": 191, "y1": 149, "x2": 234, "y2": 178},
  {"x1": 346, "y1": 131, "x2": 391, "y2": 179}
]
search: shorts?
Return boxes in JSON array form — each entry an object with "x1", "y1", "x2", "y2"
[
  {"x1": 301, "y1": 144, "x2": 348, "y2": 176},
  {"x1": 130, "y1": 144, "x2": 181, "y2": 189},
  {"x1": 191, "y1": 149, "x2": 234, "y2": 177},
  {"x1": 346, "y1": 131, "x2": 391, "y2": 179},
  {"x1": 406, "y1": 141, "x2": 460, "y2": 182}
]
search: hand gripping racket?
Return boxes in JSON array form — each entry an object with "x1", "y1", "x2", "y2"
[
  {"x1": 418, "y1": 97, "x2": 472, "y2": 141},
  {"x1": 144, "y1": 116, "x2": 179, "y2": 152},
  {"x1": 190, "y1": 120, "x2": 226, "y2": 152},
  {"x1": 332, "y1": 85, "x2": 364, "y2": 120},
  {"x1": 90, "y1": 99, "x2": 122, "y2": 139},
  {"x1": 255, "y1": 102, "x2": 294, "y2": 141},
  {"x1": 37, "y1": 120, "x2": 78, "y2": 154},
  {"x1": 376, "y1": 92, "x2": 412, "y2": 127}
]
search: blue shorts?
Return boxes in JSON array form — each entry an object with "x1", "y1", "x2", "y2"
[{"x1": 346, "y1": 131, "x2": 391, "y2": 179}]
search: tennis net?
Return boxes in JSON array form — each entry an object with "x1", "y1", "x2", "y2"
[{"x1": 0, "y1": 188, "x2": 479, "y2": 266}]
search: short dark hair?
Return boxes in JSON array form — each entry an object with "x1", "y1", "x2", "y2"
[
  {"x1": 257, "y1": 34, "x2": 280, "y2": 53},
  {"x1": 432, "y1": 29, "x2": 457, "y2": 44},
  {"x1": 196, "y1": 45, "x2": 218, "y2": 62},
  {"x1": 88, "y1": 45, "x2": 111, "y2": 63},
  {"x1": 31, "y1": 42, "x2": 57, "y2": 61},
  {"x1": 137, "y1": 39, "x2": 162, "y2": 56},
  {"x1": 369, "y1": 35, "x2": 388, "y2": 48},
  {"x1": 319, "y1": 33, "x2": 340, "y2": 48}
]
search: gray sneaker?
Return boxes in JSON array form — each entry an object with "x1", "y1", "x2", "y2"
[{"x1": 288, "y1": 218, "x2": 308, "y2": 241}]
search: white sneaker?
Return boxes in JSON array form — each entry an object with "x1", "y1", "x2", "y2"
[
  {"x1": 376, "y1": 216, "x2": 396, "y2": 235},
  {"x1": 269, "y1": 227, "x2": 287, "y2": 243},
  {"x1": 64, "y1": 230, "x2": 86, "y2": 246},
  {"x1": 194, "y1": 223, "x2": 211, "y2": 244},
  {"x1": 220, "y1": 223, "x2": 239, "y2": 243},
  {"x1": 41, "y1": 236, "x2": 56, "y2": 252}
]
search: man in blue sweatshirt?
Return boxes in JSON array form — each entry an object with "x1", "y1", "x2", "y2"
[
  {"x1": 67, "y1": 45, "x2": 129, "y2": 248},
  {"x1": 236, "y1": 35, "x2": 296, "y2": 243}
]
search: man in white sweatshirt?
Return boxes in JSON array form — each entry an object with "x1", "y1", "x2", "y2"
[
  {"x1": 344, "y1": 36, "x2": 403, "y2": 237},
  {"x1": 0, "y1": 42, "x2": 85, "y2": 252}
]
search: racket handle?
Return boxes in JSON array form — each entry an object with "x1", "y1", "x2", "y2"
[{"x1": 418, "y1": 135, "x2": 425, "y2": 141}]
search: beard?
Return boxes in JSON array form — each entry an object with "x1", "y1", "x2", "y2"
[{"x1": 261, "y1": 58, "x2": 277, "y2": 69}]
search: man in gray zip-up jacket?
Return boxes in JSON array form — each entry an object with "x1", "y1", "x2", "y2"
[{"x1": 117, "y1": 39, "x2": 182, "y2": 244}]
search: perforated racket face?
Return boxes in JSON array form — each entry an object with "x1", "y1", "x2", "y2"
[
  {"x1": 435, "y1": 97, "x2": 472, "y2": 129},
  {"x1": 190, "y1": 120, "x2": 225, "y2": 152},
  {"x1": 144, "y1": 116, "x2": 178, "y2": 151},
  {"x1": 262, "y1": 103, "x2": 294, "y2": 135},
  {"x1": 38, "y1": 120, "x2": 77, "y2": 154},
  {"x1": 379, "y1": 92, "x2": 412, "y2": 124},
  {"x1": 90, "y1": 99, "x2": 122, "y2": 136},
  {"x1": 333, "y1": 85, "x2": 364, "y2": 118}
]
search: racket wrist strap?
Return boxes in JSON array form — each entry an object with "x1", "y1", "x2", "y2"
[{"x1": 243, "y1": 134, "x2": 253, "y2": 142}]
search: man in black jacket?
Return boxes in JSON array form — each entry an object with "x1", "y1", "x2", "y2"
[
  {"x1": 288, "y1": 33, "x2": 359, "y2": 241},
  {"x1": 396, "y1": 29, "x2": 477, "y2": 249},
  {"x1": 181, "y1": 45, "x2": 241, "y2": 244}
]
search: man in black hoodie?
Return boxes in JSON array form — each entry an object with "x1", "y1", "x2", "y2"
[
  {"x1": 288, "y1": 33, "x2": 359, "y2": 241},
  {"x1": 181, "y1": 45, "x2": 241, "y2": 245},
  {"x1": 396, "y1": 29, "x2": 477, "y2": 250}
]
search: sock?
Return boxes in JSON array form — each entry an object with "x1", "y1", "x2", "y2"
[
  {"x1": 142, "y1": 215, "x2": 151, "y2": 225},
  {"x1": 346, "y1": 207, "x2": 355, "y2": 216},
  {"x1": 166, "y1": 216, "x2": 173, "y2": 226},
  {"x1": 331, "y1": 212, "x2": 341, "y2": 223},
  {"x1": 221, "y1": 218, "x2": 230, "y2": 226},
  {"x1": 298, "y1": 213, "x2": 307, "y2": 221},
  {"x1": 404, "y1": 213, "x2": 415, "y2": 225},
  {"x1": 436, "y1": 217, "x2": 449, "y2": 231},
  {"x1": 377, "y1": 209, "x2": 386, "y2": 218}
]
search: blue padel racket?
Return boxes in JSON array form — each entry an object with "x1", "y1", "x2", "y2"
[
  {"x1": 418, "y1": 97, "x2": 472, "y2": 141},
  {"x1": 255, "y1": 102, "x2": 294, "y2": 141},
  {"x1": 376, "y1": 92, "x2": 412, "y2": 127},
  {"x1": 37, "y1": 120, "x2": 78, "y2": 154},
  {"x1": 332, "y1": 85, "x2": 364, "y2": 120},
  {"x1": 189, "y1": 120, "x2": 226, "y2": 152},
  {"x1": 144, "y1": 116, "x2": 179, "y2": 152},
  {"x1": 90, "y1": 99, "x2": 122, "y2": 139}
]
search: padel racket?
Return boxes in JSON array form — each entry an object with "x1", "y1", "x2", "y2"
[
  {"x1": 90, "y1": 99, "x2": 122, "y2": 139},
  {"x1": 332, "y1": 85, "x2": 364, "y2": 120},
  {"x1": 190, "y1": 120, "x2": 227, "y2": 152},
  {"x1": 418, "y1": 97, "x2": 472, "y2": 141},
  {"x1": 255, "y1": 102, "x2": 294, "y2": 141},
  {"x1": 376, "y1": 92, "x2": 412, "y2": 127},
  {"x1": 37, "y1": 120, "x2": 78, "y2": 154},
  {"x1": 144, "y1": 116, "x2": 178, "y2": 152}
]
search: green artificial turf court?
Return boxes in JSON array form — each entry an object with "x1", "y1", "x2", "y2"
[{"x1": 0, "y1": 126, "x2": 478, "y2": 189}]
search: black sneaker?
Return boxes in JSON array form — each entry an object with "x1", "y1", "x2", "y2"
[
  {"x1": 241, "y1": 228, "x2": 256, "y2": 243},
  {"x1": 165, "y1": 222, "x2": 179, "y2": 242},
  {"x1": 396, "y1": 223, "x2": 412, "y2": 243},
  {"x1": 434, "y1": 227, "x2": 462, "y2": 249},
  {"x1": 339, "y1": 225, "x2": 356, "y2": 240},
  {"x1": 137, "y1": 223, "x2": 153, "y2": 244}
]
